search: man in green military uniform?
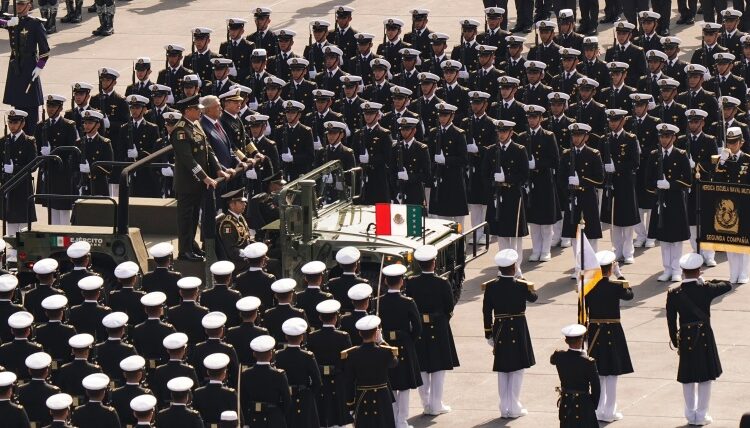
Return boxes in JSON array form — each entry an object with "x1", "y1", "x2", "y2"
[
  {"x1": 170, "y1": 94, "x2": 230, "y2": 261},
  {"x1": 217, "y1": 188, "x2": 254, "y2": 271}
]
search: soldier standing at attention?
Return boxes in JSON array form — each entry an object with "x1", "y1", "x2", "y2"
[
  {"x1": 226, "y1": 296, "x2": 268, "y2": 367},
  {"x1": 45, "y1": 393, "x2": 75, "y2": 428},
  {"x1": 216, "y1": 189, "x2": 253, "y2": 269},
  {"x1": 203, "y1": 262, "x2": 242, "y2": 328},
  {"x1": 110, "y1": 356, "x2": 152, "y2": 426},
  {"x1": 483, "y1": 249, "x2": 537, "y2": 419},
  {"x1": 154, "y1": 377, "x2": 203, "y2": 428},
  {"x1": 234, "y1": 242, "x2": 276, "y2": 310},
  {"x1": 585, "y1": 251, "x2": 634, "y2": 422},
  {"x1": 296, "y1": 261, "x2": 333, "y2": 330},
  {"x1": 239, "y1": 335, "x2": 291, "y2": 427},
  {"x1": 17, "y1": 351, "x2": 59, "y2": 426},
  {"x1": 36, "y1": 295, "x2": 77, "y2": 369},
  {"x1": 132, "y1": 292, "x2": 177, "y2": 371},
  {"x1": 275, "y1": 318, "x2": 322, "y2": 428},
  {"x1": 151, "y1": 333, "x2": 199, "y2": 407},
  {"x1": 551, "y1": 324, "x2": 600, "y2": 427},
  {"x1": 70, "y1": 373, "x2": 121, "y2": 428},
  {"x1": 353, "y1": 101, "x2": 394, "y2": 205},
  {"x1": 339, "y1": 283, "x2": 372, "y2": 346},
  {"x1": 405, "y1": 245, "x2": 458, "y2": 416},
  {"x1": 0, "y1": 371, "x2": 31, "y2": 428},
  {"x1": 94, "y1": 312, "x2": 136, "y2": 387},
  {"x1": 110, "y1": 262, "x2": 146, "y2": 326},
  {"x1": 167, "y1": 277, "x2": 209, "y2": 345},
  {"x1": 193, "y1": 353, "x2": 237, "y2": 425},
  {"x1": 667, "y1": 253, "x2": 732, "y2": 426},
  {"x1": 129, "y1": 394, "x2": 158, "y2": 428},
  {"x1": 77, "y1": 110, "x2": 113, "y2": 197},
  {"x1": 142, "y1": 242, "x2": 182, "y2": 307},
  {"x1": 263, "y1": 278, "x2": 306, "y2": 346},
  {"x1": 1, "y1": 110, "x2": 37, "y2": 241},
  {"x1": 326, "y1": 247, "x2": 369, "y2": 314}
]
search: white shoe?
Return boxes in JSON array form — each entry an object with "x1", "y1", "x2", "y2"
[
  {"x1": 431, "y1": 404, "x2": 451, "y2": 415},
  {"x1": 552, "y1": 239, "x2": 561, "y2": 247},
  {"x1": 658, "y1": 273, "x2": 671, "y2": 282},
  {"x1": 645, "y1": 239, "x2": 656, "y2": 248},
  {"x1": 671, "y1": 275, "x2": 683, "y2": 282},
  {"x1": 560, "y1": 238, "x2": 572, "y2": 248},
  {"x1": 528, "y1": 253, "x2": 540, "y2": 262},
  {"x1": 540, "y1": 253, "x2": 551, "y2": 262},
  {"x1": 633, "y1": 239, "x2": 645, "y2": 248},
  {"x1": 507, "y1": 409, "x2": 528, "y2": 418},
  {"x1": 736, "y1": 276, "x2": 749, "y2": 284},
  {"x1": 704, "y1": 258, "x2": 717, "y2": 267},
  {"x1": 623, "y1": 257, "x2": 634, "y2": 264},
  {"x1": 422, "y1": 405, "x2": 432, "y2": 415},
  {"x1": 600, "y1": 412, "x2": 624, "y2": 422},
  {"x1": 690, "y1": 415, "x2": 713, "y2": 426}
]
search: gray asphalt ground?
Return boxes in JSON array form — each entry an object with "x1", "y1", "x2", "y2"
[{"x1": 1, "y1": 0, "x2": 747, "y2": 426}]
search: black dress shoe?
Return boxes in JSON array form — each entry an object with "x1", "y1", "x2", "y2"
[
  {"x1": 510, "y1": 25, "x2": 524, "y2": 33},
  {"x1": 177, "y1": 252, "x2": 204, "y2": 261},
  {"x1": 658, "y1": 29, "x2": 670, "y2": 36},
  {"x1": 522, "y1": 27, "x2": 532, "y2": 33},
  {"x1": 599, "y1": 16, "x2": 616, "y2": 24},
  {"x1": 192, "y1": 247, "x2": 206, "y2": 257},
  {"x1": 586, "y1": 27, "x2": 598, "y2": 36}
]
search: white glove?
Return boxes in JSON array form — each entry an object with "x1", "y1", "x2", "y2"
[
  {"x1": 127, "y1": 148, "x2": 138, "y2": 159},
  {"x1": 247, "y1": 100, "x2": 259, "y2": 111},
  {"x1": 79, "y1": 161, "x2": 90, "y2": 173},
  {"x1": 689, "y1": 157, "x2": 696, "y2": 169},
  {"x1": 313, "y1": 139, "x2": 323, "y2": 150},
  {"x1": 228, "y1": 65, "x2": 238, "y2": 77},
  {"x1": 528, "y1": 155, "x2": 536, "y2": 170},
  {"x1": 487, "y1": 337, "x2": 494, "y2": 347},
  {"x1": 5, "y1": 17, "x2": 18, "y2": 27},
  {"x1": 102, "y1": 116, "x2": 110, "y2": 129},
  {"x1": 494, "y1": 171, "x2": 505, "y2": 183},
  {"x1": 160, "y1": 167, "x2": 173, "y2": 177},
  {"x1": 719, "y1": 148, "x2": 730, "y2": 164},
  {"x1": 322, "y1": 173, "x2": 334, "y2": 184},
  {"x1": 458, "y1": 70, "x2": 470, "y2": 80},
  {"x1": 281, "y1": 152, "x2": 293, "y2": 163},
  {"x1": 3, "y1": 160, "x2": 13, "y2": 174},
  {"x1": 434, "y1": 153, "x2": 446, "y2": 164},
  {"x1": 568, "y1": 173, "x2": 579, "y2": 186},
  {"x1": 467, "y1": 142, "x2": 479, "y2": 153},
  {"x1": 604, "y1": 161, "x2": 615, "y2": 173},
  {"x1": 308, "y1": 70, "x2": 318, "y2": 79},
  {"x1": 359, "y1": 153, "x2": 369, "y2": 164},
  {"x1": 657, "y1": 178, "x2": 670, "y2": 189},
  {"x1": 40, "y1": 145, "x2": 51, "y2": 156},
  {"x1": 245, "y1": 168, "x2": 257, "y2": 179},
  {"x1": 31, "y1": 67, "x2": 42, "y2": 81},
  {"x1": 375, "y1": 328, "x2": 384, "y2": 344},
  {"x1": 398, "y1": 169, "x2": 409, "y2": 180}
]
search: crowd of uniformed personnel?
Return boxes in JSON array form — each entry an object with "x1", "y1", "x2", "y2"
[{"x1": 0, "y1": 3, "x2": 750, "y2": 427}]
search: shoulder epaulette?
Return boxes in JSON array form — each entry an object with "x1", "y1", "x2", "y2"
[
  {"x1": 517, "y1": 279, "x2": 535, "y2": 290},
  {"x1": 481, "y1": 279, "x2": 494, "y2": 291},
  {"x1": 668, "y1": 284, "x2": 681, "y2": 293},
  {"x1": 382, "y1": 344, "x2": 399, "y2": 357},
  {"x1": 340, "y1": 346, "x2": 356, "y2": 360},
  {"x1": 610, "y1": 279, "x2": 630, "y2": 288}
]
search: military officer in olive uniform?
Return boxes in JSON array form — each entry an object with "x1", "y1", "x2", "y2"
[
  {"x1": 604, "y1": 22, "x2": 647, "y2": 87},
  {"x1": 216, "y1": 189, "x2": 253, "y2": 269},
  {"x1": 585, "y1": 251, "x2": 634, "y2": 422},
  {"x1": 0, "y1": 110, "x2": 37, "y2": 236},
  {"x1": 551, "y1": 324, "x2": 600, "y2": 428},
  {"x1": 353, "y1": 101, "x2": 393, "y2": 204},
  {"x1": 667, "y1": 253, "x2": 732, "y2": 426},
  {"x1": 184, "y1": 27, "x2": 221, "y2": 84},
  {"x1": 392, "y1": 117, "x2": 431, "y2": 206},
  {"x1": 483, "y1": 249, "x2": 537, "y2": 418},
  {"x1": 239, "y1": 335, "x2": 291, "y2": 427},
  {"x1": 427, "y1": 102, "x2": 468, "y2": 224}
]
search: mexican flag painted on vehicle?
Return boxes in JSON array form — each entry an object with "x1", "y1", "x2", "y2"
[
  {"x1": 375, "y1": 203, "x2": 422, "y2": 236},
  {"x1": 50, "y1": 236, "x2": 72, "y2": 248}
]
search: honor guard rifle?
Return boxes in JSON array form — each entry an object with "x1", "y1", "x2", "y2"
[
  {"x1": 494, "y1": 140, "x2": 503, "y2": 221},
  {"x1": 656, "y1": 146, "x2": 665, "y2": 228},
  {"x1": 433, "y1": 127, "x2": 444, "y2": 203},
  {"x1": 191, "y1": 31, "x2": 198, "y2": 81},
  {"x1": 568, "y1": 142, "x2": 577, "y2": 225},
  {"x1": 396, "y1": 138, "x2": 405, "y2": 204}
]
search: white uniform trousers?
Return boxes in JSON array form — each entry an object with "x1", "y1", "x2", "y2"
[
  {"x1": 529, "y1": 223, "x2": 553, "y2": 259},
  {"x1": 418, "y1": 370, "x2": 448, "y2": 414},
  {"x1": 392, "y1": 389, "x2": 410, "y2": 428},
  {"x1": 634, "y1": 208, "x2": 651, "y2": 243},
  {"x1": 50, "y1": 209, "x2": 72, "y2": 225},
  {"x1": 596, "y1": 375, "x2": 620, "y2": 421},
  {"x1": 683, "y1": 381, "x2": 712, "y2": 425},
  {"x1": 497, "y1": 369, "x2": 525, "y2": 417},
  {"x1": 727, "y1": 252, "x2": 750, "y2": 283},
  {"x1": 468, "y1": 204, "x2": 486, "y2": 240},
  {"x1": 689, "y1": 226, "x2": 715, "y2": 263},
  {"x1": 660, "y1": 241, "x2": 684, "y2": 277},
  {"x1": 609, "y1": 225, "x2": 634, "y2": 260},
  {"x1": 498, "y1": 237, "x2": 524, "y2": 277}
]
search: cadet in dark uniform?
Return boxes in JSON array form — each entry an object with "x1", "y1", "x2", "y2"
[
  {"x1": 273, "y1": 100, "x2": 315, "y2": 181},
  {"x1": 36, "y1": 295, "x2": 77, "y2": 370},
  {"x1": 597, "y1": 62, "x2": 636, "y2": 112},
  {"x1": 52, "y1": 333, "x2": 102, "y2": 406},
  {"x1": 345, "y1": 33, "x2": 378, "y2": 86},
  {"x1": 221, "y1": 18, "x2": 255, "y2": 83},
  {"x1": 604, "y1": 22, "x2": 647, "y2": 88},
  {"x1": 691, "y1": 23, "x2": 728, "y2": 72},
  {"x1": 676, "y1": 64, "x2": 720, "y2": 127},
  {"x1": 411, "y1": 72, "x2": 444, "y2": 133},
  {"x1": 303, "y1": 20, "x2": 331, "y2": 79},
  {"x1": 551, "y1": 324, "x2": 600, "y2": 428},
  {"x1": 183, "y1": 27, "x2": 220, "y2": 84},
  {"x1": 0, "y1": 109, "x2": 37, "y2": 235},
  {"x1": 171, "y1": 95, "x2": 227, "y2": 261},
  {"x1": 71, "y1": 373, "x2": 121, "y2": 428},
  {"x1": 391, "y1": 116, "x2": 431, "y2": 206},
  {"x1": 243, "y1": 114, "x2": 280, "y2": 197},
  {"x1": 0, "y1": 274, "x2": 22, "y2": 344},
  {"x1": 317, "y1": 122, "x2": 355, "y2": 203},
  {"x1": 577, "y1": 37, "x2": 611, "y2": 89},
  {"x1": 526, "y1": 21, "x2": 561, "y2": 80},
  {"x1": 422, "y1": 32, "x2": 450, "y2": 77},
  {"x1": 436, "y1": 60, "x2": 470, "y2": 125},
  {"x1": 329, "y1": 6, "x2": 358, "y2": 60},
  {"x1": 705, "y1": 53, "x2": 747, "y2": 105},
  {"x1": 378, "y1": 18, "x2": 411, "y2": 74},
  {"x1": 157, "y1": 44, "x2": 193, "y2": 103},
  {"x1": 552, "y1": 48, "x2": 584, "y2": 98},
  {"x1": 129, "y1": 394, "x2": 158, "y2": 428},
  {"x1": 492, "y1": 77, "x2": 527, "y2": 134},
  {"x1": 325, "y1": 247, "x2": 369, "y2": 313},
  {"x1": 0, "y1": 371, "x2": 31, "y2": 428},
  {"x1": 44, "y1": 393, "x2": 75, "y2": 428},
  {"x1": 667, "y1": 253, "x2": 732, "y2": 426},
  {"x1": 193, "y1": 353, "x2": 237, "y2": 425},
  {"x1": 566, "y1": 77, "x2": 607, "y2": 136},
  {"x1": 152, "y1": 332, "x2": 199, "y2": 407},
  {"x1": 379, "y1": 263, "x2": 422, "y2": 427},
  {"x1": 406, "y1": 245, "x2": 459, "y2": 416},
  {"x1": 352, "y1": 101, "x2": 393, "y2": 204},
  {"x1": 281, "y1": 58, "x2": 314, "y2": 108},
  {"x1": 637, "y1": 50, "x2": 668, "y2": 101},
  {"x1": 18, "y1": 352, "x2": 58, "y2": 426},
  {"x1": 478, "y1": 8, "x2": 510, "y2": 60},
  {"x1": 110, "y1": 262, "x2": 145, "y2": 326},
  {"x1": 340, "y1": 283, "x2": 372, "y2": 346},
  {"x1": 119, "y1": 94, "x2": 161, "y2": 198},
  {"x1": 662, "y1": 38, "x2": 689, "y2": 91},
  {"x1": 126, "y1": 58, "x2": 156, "y2": 102},
  {"x1": 268, "y1": 29, "x2": 298, "y2": 82},
  {"x1": 404, "y1": 9, "x2": 433, "y2": 60},
  {"x1": 496, "y1": 36, "x2": 527, "y2": 82},
  {"x1": 90, "y1": 68, "x2": 129, "y2": 196},
  {"x1": 646, "y1": 124, "x2": 692, "y2": 282},
  {"x1": 68, "y1": 276, "x2": 111, "y2": 342},
  {"x1": 142, "y1": 242, "x2": 182, "y2": 307},
  {"x1": 585, "y1": 251, "x2": 634, "y2": 422},
  {"x1": 77, "y1": 109, "x2": 113, "y2": 197},
  {"x1": 23, "y1": 259, "x2": 61, "y2": 323},
  {"x1": 226, "y1": 296, "x2": 268, "y2": 367},
  {"x1": 111, "y1": 356, "x2": 152, "y2": 426},
  {"x1": 94, "y1": 312, "x2": 136, "y2": 387},
  {"x1": 481, "y1": 120, "x2": 529, "y2": 274},
  {"x1": 0, "y1": 312, "x2": 43, "y2": 381},
  {"x1": 191, "y1": 312, "x2": 240, "y2": 387},
  {"x1": 427, "y1": 102, "x2": 468, "y2": 224},
  {"x1": 154, "y1": 377, "x2": 203, "y2": 428},
  {"x1": 652, "y1": 78, "x2": 687, "y2": 130},
  {"x1": 247, "y1": 7, "x2": 277, "y2": 55},
  {"x1": 295, "y1": 261, "x2": 333, "y2": 330},
  {"x1": 558, "y1": 123, "x2": 604, "y2": 249},
  {"x1": 363, "y1": 59, "x2": 394, "y2": 111},
  {"x1": 517, "y1": 61, "x2": 552, "y2": 109},
  {"x1": 307, "y1": 300, "x2": 353, "y2": 428},
  {"x1": 203, "y1": 262, "x2": 242, "y2": 327},
  {"x1": 234, "y1": 242, "x2": 276, "y2": 308},
  {"x1": 167, "y1": 277, "x2": 209, "y2": 345},
  {"x1": 333, "y1": 76, "x2": 365, "y2": 133},
  {"x1": 57, "y1": 242, "x2": 94, "y2": 307},
  {"x1": 275, "y1": 318, "x2": 321, "y2": 428},
  {"x1": 239, "y1": 335, "x2": 291, "y2": 427},
  {"x1": 482, "y1": 249, "x2": 537, "y2": 418},
  {"x1": 132, "y1": 292, "x2": 176, "y2": 370},
  {"x1": 341, "y1": 315, "x2": 398, "y2": 428},
  {"x1": 65, "y1": 82, "x2": 92, "y2": 137},
  {"x1": 469, "y1": 45, "x2": 502, "y2": 96}
]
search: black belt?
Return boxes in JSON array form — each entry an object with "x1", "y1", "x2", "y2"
[
  {"x1": 355, "y1": 383, "x2": 388, "y2": 391},
  {"x1": 494, "y1": 312, "x2": 525, "y2": 320},
  {"x1": 560, "y1": 388, "x2": 588, "y2": 395}
]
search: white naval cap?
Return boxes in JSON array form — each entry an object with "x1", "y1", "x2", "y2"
[
  {"x1": 250, "y1": 335, "x2": 276, "y2": 352},
  {"x1": 494, "y1": 249, "x2": 518, "y2": 267},
  {"x1": 535, "y1": 19, "x2": 556, "y2": 30},
  {"x1": 226, "y1": 17, "x2": 247, "y2": 25},
  {"x1": 468, "y1": 91, "x2": 491, "y2": 100},
  {"x1": 78, "y1": 275, "x2": 103, "y2": 290},
  {"x1": 684, "y1": 63, "x2": 708, "y2": 74},
  {"x1": 163, "y1": 332, "x2": 188, "y2": 349},
  {"x1": 685, "y1": 109, "x2": 708, "y2": 118},
  {"x1": 167, "y1": 376, "x2": 194, "y2": 392},
  {"x1": 383, "y1": 17, "x2": 405, "y2": 27},
  {"x1": 45, "y1": 94, "x2": 67, "y2": 104},
  {"x1": 236, "y1": 296, "x2": 262, "y2": 312},
  {"x1": 322, "y1": 45, "x2": 344, "y2": 57},
  {"x1": 460, "y1": 18, "x2": 481, "y2": 27},
  {"x1": 202, "y1": 312, "x2": 227, "y2": 329},
  {"x1": 727, "y1": 126, "x2": 744, "y2": 140},
  {"x1": 221, "y1": 410, "x2": 239, "y2": 421},
  {"x1": 558, "y1": 8, "x2": 574, "y2": 19},
  {"x1": 400, "y1": 48, "x2": 422, "y2": 57},
  {"x1": 436, "y1": 102, "x2": 458, "y2": 112},
  {"x1": 370, "y1": 58, "x2": 391, "y2": 69},
  {"x1": 141, "y1": 291, "x2": 166, "y2": 306},
  {"x1": 316, "y1": 299, "x2": 341, "y2": 314},
  {"x1": 418, "y1": 72, "x2": 440, "y2": 82},
  {"x1": 440, "y1": 59, "x2": 462, "y2": 70},
  {"x1": 177, "y1": 276, "x2": 202, "y2": 290},
  {"x1": 102, "y1": 311, "x2": 128, "y2": 329},
  {"x1": 524, "y1": 104, "x2": 546, "y2": 115},
  {"x1": 559, "y1": 47, "x2": 581, "y2": 56},
  {"x1": 46, "y1": 393, "x2": 73, "y2": 410},
  {"x1": 150, "y1": 83, "x2": 172, "y2": 93},
  {"x1": 629, "y1": 93, "x2": 653, "y2": 103},
  {"x1": 605, "y1": 108, "x2": 629, "y2": 118},
  {"x1": 274, "y1": 28, "x2": 297, "y2": 37},
  {"x1": 614, "y1": 21, "x2": 636, "y2": 31},
  {"x1": 576, "y1": 77, "x2": 599, "y2": 87},
  {"x1": 301, "y1": 260, "x2": 326, "y2": 275},
  {"x1": 252, "y1": 48, "x2": 268, "y2": 57},
  {"x1": 324, "y1": 121, "x2": 348, "y2": 132},
  {"x1": 66, "y1": 242, "x2": 90, "y2": 259},
  {"x1": 721, "y1": 96, "x2": 741, "y2": 107},
  {"x1": 524, "y1": 60, "x2": 547, "y2": 70},
  {"x1": 204, "y1": 353, "x2": 230, "y2": 370},
  {"x1": 0, "y1": 274, "x2": 18, "y2": 292},
  {"x1": 341, "y1": 75, "x2": 363, "y2": 84},
  {"x1": 484, "y1": 7, "x2": 505, "y2": 15},
  {"x1": 114, "y1": 261, "x2": 139, "y2": 279},
  {"x1": 72, "y1": 81, "x2": 95, "y2": 91},
  {"x1": 714, "y1": 52, "x2": 736, "y2": 62},
  {"x1": 120, "y1": 355, "x2": 146, "y2": 371},
  {"x1": 164, "y1": 43, "x2": 186, "y2": 52},
  {"x1": 69, "y1": 333, "x2": 94, "y2": 349},
  {"x1": 607, "y1": 61, "x2": 630, "y2": 70},
  {"x1": 548, "y1": 92, "x2": 571, "y2": 102},
  {"x1": 8, "y1": 311, "x2": 33, "y2": 329},
  {"x1": 680, "y1": 253, "x2": 704, "y2": 270},
  {"x1": 568, "y1": 123, "x2": 592, "y2": 132},
  {"x1": 130, "y1": 394, "x2": 157, "y2": 412},
  {"x1": 355, "y1": 315, "x2": 381, "y2": 331},
  {"x1": 191, "y1": 27, "x2": 214, "y2": 35},
  {"x1": 498, "y1": 75, "x2": 520, "y2": 85},
  {"x1": 347, "y1": 283, "x2": 372, "y2": 300},
  {"x1": 42, "y1": 294, "x2": 67, "y2": 310},
  {"x1": 7, "y1": 109, "x2": 28, "y2": 118},
  {"x1": 241, "y1": 242, "x2": 268, "y2": 259},
  {"x1": 126, "y1": 94, "x2": 150, "y2": 105},
  {"x1": 271, "y1": 278, "x2": 296, "y2": 293},
  {"x1": 98, "y1": 67, "x2": 121, "y2": 78},
  {"x1": 355, "y1": 32, "x2": 375, "y2": 42},
  {"x1": 561, "y1": 323, "x2": 587, "y2": 337},
  {"x1": 596, "y1": 250, "x2": 617, "y2": 266},
  {"x1": 638, "y1": 10, "x2": 661, "y2": 19},
  {"x1": 382, "y1": 263, "x2": 407, "y2": 277},
  {"x1": 25, "y1": 351, "x2": 52, "y2": 369},
  {"x1": 414, "y1": 245, "x2": 438, "y2": 261},
  {"x1": 0, "y1": 371, "x2": 16, "y2": 387},
  {"x1": 310, "y1": 19, "x2": 331, "y2": 28},
  {"x1": 582, "y1": 36, "x2": 599, "y2": 45},
  {"x1": 336, "y1": 247, "x2": 361, "y2": 265},
  {"x1": 722, "y1": 8, "x2": 743, "y2": 18},
  {"x1": 33, "y1": 258, "x2": 58, "y2": 274},
  {"x1": 281, "y1": 99, "x2": 305, "y2": 111},
  {"x1": 282, "y1": 317, "x2": 308, "y2": 336},
  {"x1": 702, "y1": 22, "x2": 723, "y2": 31},
  {"x1": 646, "y1": 50, "x2": 668, "y2": 61},
  {"x1": 656, "y1": 123, "x2": 680, "y2": 134},
  {"x1": 210, "y1": 260, "x2": 235, "y2": 276},
  {"x1": 287, "y1": 57, "x2": 309, "y2": 67},
  {"x1": 657, "y1": 77, "x2": 680, "y2": 88},
  {"x1": 82, "y1": 373, "x2": 110, "y2": 390}
]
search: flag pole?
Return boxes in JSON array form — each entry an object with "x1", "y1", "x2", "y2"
[
  {"x1": 422, "y1": 204, "x2": 426, "y2": 245},
  {"x1": 578, "y1": 217, "x2": 586, "y2": 325}
]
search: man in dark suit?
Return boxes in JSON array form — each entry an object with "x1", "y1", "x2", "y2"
[{"x1": 200, "y1": 95, "x2": 240, "y2": 173}]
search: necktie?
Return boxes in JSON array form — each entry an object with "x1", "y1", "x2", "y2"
[
  {"x1": 87, "y1": 137, "x2": 92, "y2": 145},
  {"x1": 653, "y1": 74, "x2": 658, "y2": 81},
  {"x1": 512, "y1": 60, "x2": 517, "y2": 67},
  {"x1": 614, "y1": 88, "x2": 619, "y2": 97},
  {"x1": 329, "y1": 71, "x2": 334, "y2": 79},
  {"x1": 576, "y1": 148, "x2": 581, "y2": 154},
  {"x1": 664, "y1": 149, "x2": 668, "y2": 158},
  {"x1": 721, "y1": 76, "x2": 726, "y2": 83},
  {"x1": 531, "y1": 130, "x2": 536, "y2": 137},
  {"x1": 8, "y1": 135, "x2": 14, "y2": 144},
  {"x1": 480, "y1": 69, "x2": 485, "y2": 78},
  {"x1": 637, "y1": 118, "x2": 642, "y2": 126},
  {"x1": 504, "y1": 102, "x2": 509, "y2": 109},
  {"x1": 732, "y1": 154, "x2": 738, "y2": 161},
  {"x1": 233, "y1": 41, "x2": 238, "y2": 48},
  {"x1": 565, "y1": 72, "x2": 570, "y2": 80},
  {"x1": 692, "y1": 135, "x2": 697, "y2": 145},
  {"x1": 620, "y1": 45, "x2": 625, "y2": 53},
  {"x1": 282, "y1": 53, "x2": 287, "y2": 62},
  {"x1": 215, "y1": 122, "x2": 228, "y2": 142}
]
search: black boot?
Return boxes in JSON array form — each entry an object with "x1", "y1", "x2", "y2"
[
  {"x1": 0, "y1": 0, "x2": 8, "y2": 15},
  {"x1": 72, "y1": 0, "x2": 82, "y2": 22},
  {"x1": 46, "y1": 8, "x2": 58, "y2": 33},
  {"x1": 92, "y1": 12, "x2": 105, "y2": 35},
  {"x1": 60, "y1": 0, "x2": 74, "y2": 22},
  {"x1": 87, "y1": 3, "x2": 96, "y2": 12},
  {"x1": 101, "y1": 12, "x2": 113, "y2": 36}
]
